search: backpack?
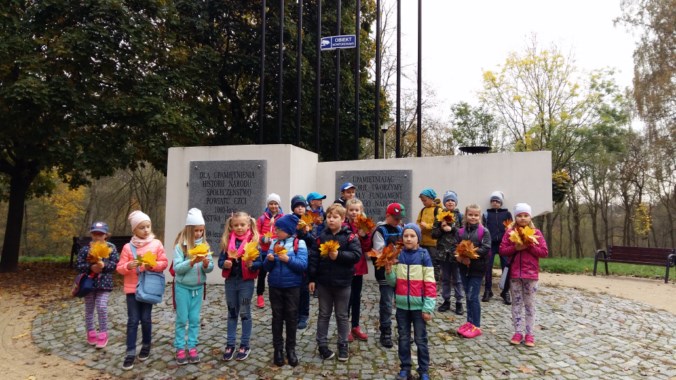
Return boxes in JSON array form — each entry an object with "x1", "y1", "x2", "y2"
[
  {"x1": 418, "y1": 206, "x2": 441, "y2": 225},
  {"x1": 458, "y1": 224, "x2": 485, "y2": 242},
  {"x1": 373, "y1": 224, "x2": 404, "y2": 245}
]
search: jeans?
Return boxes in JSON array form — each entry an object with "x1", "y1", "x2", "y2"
[
  {"x1": 316, "y1": 283, "x2": 351, "y2": 347},
  {"x1": 225, "y1": 278, "x2": 254, "y2": 347},
  {"x1": 298, "y1": 274, "x2": 310, "y2": 320},
  {"x1": 269, "y1": 286, "x2": 300, "y2": 350},
  {"x1": 174, "y1": 284, "x2": 204, "y2": 349},
  {"x1": 378, "y1": 283, "x2": 395, "y2": 334},
  {"x1": 125, "y1": 294, "x2": 153, "y2": 356},
  {"x1": 485, "y1": 241, "x2": 508, "y2": 291},
  {"x1": 461, "y1": 275, "x2": 483, "y2": 327},
  {"x1": 348, "y1": 275, "x2": 363, "y2": 328},
  {"x1": 438, "y1": 260, "x2": 464, "y2": 303},
  {"x1": 395, "y1": 308, "x2": 429, "y2": 375}
]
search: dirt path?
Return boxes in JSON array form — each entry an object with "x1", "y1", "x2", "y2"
[{"x1": 0, "y1": 265, "x2": 673, "y2": 379}]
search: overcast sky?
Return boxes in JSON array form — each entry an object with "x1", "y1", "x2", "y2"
[{"x1": 391, "y1": 0, "x2": 637, "y2": 119}]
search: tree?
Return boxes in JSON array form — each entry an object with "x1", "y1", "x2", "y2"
[
  {"x1": 0, "y1": 1, "x2": 195, "y2": 271},
  {"x1": 448, "y1": 102, "x2": 501, "y2": 152}
]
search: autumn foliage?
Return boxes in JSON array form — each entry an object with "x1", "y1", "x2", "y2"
[
  {"x1": 455, "y1": 240, "x2": 479, "y2": 262},
  {"x1": 371, "y1": 242, "x2": 402, "y2": 269},
  {"x1": 241, "y1": 241, "x2": 260, "y2": 262},
  {"x1": 436, "y1": 210, "x2": 456, "y2": 225},
  {"x1": 508, "y1": 226, "x2": 539, "y2": 246},
  {"x1": 354, "y1": 215, "x2": 376, "y2": 234},
  {"x1": 319, "y1": 240, "x2": 340, "y2": 258},
  {"x1": 87, "y1": 241, "x2": 111, "y2": 263}
]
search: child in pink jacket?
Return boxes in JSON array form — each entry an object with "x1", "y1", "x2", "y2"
[
  {"x1": 499, "y1": 203, "x2": 548, "y2": 348},
  {"x1": 116, "y1": 210, "x2": 168, "y2": 370}
]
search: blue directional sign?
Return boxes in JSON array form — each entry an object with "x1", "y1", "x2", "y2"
[{"x1": 320, "y1": 35, "x2": 357, "y2": 51}]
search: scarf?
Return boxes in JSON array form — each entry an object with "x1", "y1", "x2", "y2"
[
  {"x1": 228, "y1": 230, "x2": 252, "y2": 258},
  {"x1": 131, "y1": 233, "x2": 155, "y2": 249}
]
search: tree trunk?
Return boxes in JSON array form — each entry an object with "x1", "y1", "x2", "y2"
[{"x1": 0, "y1": 170, "x2": 35, "y2": 272}]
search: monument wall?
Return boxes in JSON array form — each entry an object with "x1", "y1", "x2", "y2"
[{"x1": 164, "y1": 144, "x2": 551, "y2": 283}]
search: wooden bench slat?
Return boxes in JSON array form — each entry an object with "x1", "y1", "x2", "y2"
[{"x1": 594, "y1": 245, "x2": 675, "y2": 283}]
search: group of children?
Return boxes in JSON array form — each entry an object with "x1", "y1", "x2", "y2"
[{"x1": 75, "y1": 183, "x2": 548, "y2": 380}]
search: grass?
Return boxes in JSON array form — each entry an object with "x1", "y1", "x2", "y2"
[
  {"x1": 19, "y1": 255, "x2": 71, "y2": 264},
  {"x1": 493, "y1": 257, "x2": 671, "y2": 280}
]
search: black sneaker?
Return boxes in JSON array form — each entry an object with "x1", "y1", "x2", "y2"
[
  {"x1": 455, "y1": 301, "x2": 464, "y2": 315},
  {"x1": 318, "y1": 346, "x2": 334, "y2": 360},
  {"x1": 438, "y1": 300, "x2": 451, "y2": 312},
  {"x1": 502, "y1": 292, "x2": 512, "y2": 305},
  {"x1": 236, "y1": 346, "x2": 251, "y2": 361},
  {"x1": 138, "y1": 346, "x2": 150, "y2": 361},
  {"x1": 337, "y1": 344, "x2": 348, "y2": 361},
  {"x1": 396, "y1": 370, "x2": 413, "y2": 380},
  {"x1": 222, "y1": 345, "x2": 236, "y2": 361},
  {"x1": 380, "y1": 334, "x2": 393, "y2": 348},
  {"x1": 122, "y1": 355, "x2": 135, "y2": 370}
]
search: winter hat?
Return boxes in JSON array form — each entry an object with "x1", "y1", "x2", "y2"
[
  {"x1": 403, "y1": 223, "x2": 421, "y2": 242},
  {"x1": 90, "y1": 221, "x2": 109, "y2": 234},
  {"x1": 185, "y1": 208, "x2": 205, "y2": 226},
  {"x1": 419, "y1": 188, "x2": 437, "y2": 200},
  {"x1": 291, "y1": 195, "x2": 307, "y2": 210},
  {"x1": 386, "y1": 202, "x2": 406, "y2": 219},
  {"x1": 513, "y1": 203, "x2": 532, "y2": 217},
  {"x1": 267, "y1": 193, "x2": 281, "y2": 205},
  {"x1": 443, "y1": 190, "x2": 458, "y2": 205},
  {"x1": 490, "y1": 191, "x2": 504, "y2": 205},
  {"x1": 128, "y1": 210, "x2": 151, "y2": 232},
  {"x1": 275, "y1": 214, "x2": 299, "y2": 236},
  {"x1": 340, "y1": 182, "x2": 357, "y2": 192},
  {"x1": 307, "y1": 192, "x2": 327, "y2": 202}
]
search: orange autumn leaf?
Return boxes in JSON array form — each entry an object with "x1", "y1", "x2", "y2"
[
  {"x1": 89, "y1": 241, "x2": 111, "y2": 261},
  {"x1": 227, "y1": 250, "x2": 239, "y2": 259},
  {"x1": 366, "y1": 249, "x2": 380, "y2": 258},
  {"x1": 307, "y1": 210, "x2": 322, "y2": 225},
  {"x1": 263, "y1": 231, "x2": 273, "y2": 239},
  {"x1": 503, "y1": 219, "x2": 513, "y2": 229},
  {"x1": 297, "y1": 220, "x2": 308, "y2": 230},
  {"x1": 300, "y1": 213, "x2": 315, "y2": 227},
  {"x1": 455, "y1": 240, "x2": 479, "y2": 261},
  {"x1": 509, "y1": 226, "x2": 539, "y2": 246},
  {"x1": 374, "y1": 243, "x2": 401, "y2": 269},
  {"x1": 436, "y1": 210, "x2": 456, "y2": 225},
  {"x1": 273, "y1": 243, "x2": 288, "y2": 256},
  {"x1": 354, "y1": 215, "x2": 375, "y2": 234},
  {"x1": 242, "y1": 241, "x2": 260, "y2": 262},
  {"x1": 319, "y1": 240, "x2": 340, "y2": 258}
]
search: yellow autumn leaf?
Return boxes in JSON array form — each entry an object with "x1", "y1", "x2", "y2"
[
  {"x1": 242, "y1": 241, "x2": 260, "y2": 262},
  {"x1": 319, "y1": 240, "x2": 340, "y2": 258},
  {"x1": 136, "y1": 251, "x2": 157, "y2": 267},
  {"x1": 273, "y1": 243, "x2": 288, "y2": 256},
  {"x1": 188, "y1": 243, "x2": 212, "y2": 259},
  {"x1": 89, "y1": 241, "x2": 111, "y2": 260},
  {"x1": 436, "y1": 210, "x2": 455, "y2": 224}
]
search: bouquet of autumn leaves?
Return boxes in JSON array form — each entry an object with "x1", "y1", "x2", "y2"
[
  {"x1": 455, "y1": 240, "x2": 479, "y2": 264},
  {"x1": 87, "y1": 241, "x2": 111, "y2": 263},
  {"x1": 354, "y1": 215, "x2": 376, "y2": 235},
  {"x1": 436, "y1": 210, "x2": 456, "y2": 225},
  {"x1": 508, "y1": 224, "x2": 539, "y2": 247},
  {"x1": 319, "y1": 240, "x2": 340, "y2": 259},
  {"x1": 367, "y1": 242, "x2": 402, "y2": 269},
  {"x1": 135, "y1": 251, "x2": 158, "y2": 267},
  {"x1": 187, "y1": 243, "x2": 213, "y2": 260}
]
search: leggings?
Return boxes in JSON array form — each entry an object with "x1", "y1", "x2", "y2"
[
  {"x1": 84, "y1": 290, "x2": 111, "y2": 332},
  {"x1": 510, "y1": 278, "x2": 538, "y2": 335}
]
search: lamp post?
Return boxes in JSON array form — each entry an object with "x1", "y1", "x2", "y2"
[{"x1": 381, "y1": 124, "x2": 389, "y2": 159}]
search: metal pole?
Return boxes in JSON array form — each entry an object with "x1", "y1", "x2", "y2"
[
  {"x1": 416, "y1": 0, "x2": 422, "y2": 157},
  {"x1": 395, "y1": 0, "x2": 401, "y2": 158},
  {"x1": 278, "y1": 0, "x2": 284, "y2": 143},
  {"x1": 314, "y1": 0, "x2": 321, "y2": 153},
  {"x1": 374, "y1": 0, "x2": 380, "y2": 159},
  {"x1": 259, "y1": 0, "x2": 267, "y2": 144},
  {"x1": 296, "y1": 0, "x2": 303, "y2": 146},
  {"x1": 334, "y1": 0, "x2": 341, "y2": 160},
  {"x1": 383, "y1": 129, "x2": 386, "y2": 159},
  {"x1": 354, "y1": 0, "x2": 360, "y2": 160}
]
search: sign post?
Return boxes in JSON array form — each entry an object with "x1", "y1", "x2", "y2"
[{"x1": 320, "y1": 34, "x2": 357, "y2": 51}]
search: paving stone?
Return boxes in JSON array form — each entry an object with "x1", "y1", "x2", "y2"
[{"x1": 32, "y1": 281, "x2": 675, "y2": 379}]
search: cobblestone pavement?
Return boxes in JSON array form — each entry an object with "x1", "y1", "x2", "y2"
[{"x1": 33, "y1": 280, "x2": 675, "y2": 379}]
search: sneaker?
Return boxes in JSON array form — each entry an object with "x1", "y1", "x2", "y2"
[
  {"x1": 87, "y1": 331, "x2": 97, "y2": 345},
  {"x1": 122, "y1": 355, "x2": 135, "y2": 370},
  {"x1": 380, "y1": 334, "x2": 393, "y2": 348},
  {"x1": 188, "y1": 348, "x2": 200, "y2": 363},
  {"x1": 438, "y1": 300, "x2": 451, "y2": 312},
  {"x1": 456, "y1": 322, "x2": 472, "y2": 335},
  {"x1": 454, "y1": 301, "x2": 464, "y2": 315},
  {"x1": 176, "y1": 349, "x2": 188, "y2": 366},
  {"x1": 351, "y1": 326, "x2": 368, "y2": 341},
  {"x1": 524, "y1": 334, "x2": 535, "y2": 347},
  {"x1": 347, "y1": 331, "x2": 354, "y2": 342},
  {"x1": 510, "y1": 333, "x2": 523, "y2": 345},
  {"x1": 481, "y1": 291, "x2": 492, "y2": 302},
  {"x1": 502, "y1": 292, "x2": 512, "y2": 305},
  {"x1": 337, "y1": 344, "x2": 349, "y2": 362},
  {"x1": 138, "y1": 346, "x2": 150, "y2": 361},
  {"x1": 256, "y1": 295, "x2": 265, "y2": 308},
  {"x1": 396, "y1": 370, "x2": 412, "y2": 380},
  {"x1": 464, "y1": 325, "x2": 483, "y2": 339},
  {"x1": 419, "y1": 373, "x2": 430, "y2": 380},
  {"x1": 298, "y1": 316, "x2": 308, "y2": 330},
  {"x1": 318, "y1": 346, "x2": 334, "y2": 360},
  {"x1": 236, "y1": 346, "x2": 251, "y2": 361},
  {"x1": 95, "y1": 332, "x2": 108, "y2": 349},
  {"x1": 222, "y1": 345, "x2": 236, "y2": 361}
]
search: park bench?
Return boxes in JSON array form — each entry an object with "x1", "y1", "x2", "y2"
[
  {"x1": 593, "y1": 245, "x2": 676, "y2": 283},
  {"x1": 69, "y1": 235, "x2": 132, "y2": 268}
]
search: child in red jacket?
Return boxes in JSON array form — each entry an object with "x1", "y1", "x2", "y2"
[{"x1": 499, "y1": 203, "x2": 549, "y2": 347}]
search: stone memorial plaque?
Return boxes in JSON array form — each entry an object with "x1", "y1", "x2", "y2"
[
  {"x1": 189, "y1": 160, "x2": 266, "y2": 251},
  {"x1": 335, "y1": 170, "x2": 412, "y2": 223}
]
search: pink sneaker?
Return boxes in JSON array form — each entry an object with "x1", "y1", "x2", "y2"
[
  {"x1": 95, "y1": 332, "x2": 108, "y2": 349},
  {"x1": 87, "y1": 331, "x2": 97, "y2": 345},
  {"x1": 463, "y1": 325, "x2": 483, "y2": 339},
  {"x1": 176, "y1": 349, "x2": 188, "y2": 365},
  {"x1": 524, "y1": 334, "x2": 535, "y2": 347},
  {"x1": 456, "y1": 322, "x2": 472, "y2": 336},
  {"x1": 256, "y1": 295, "x2": 265, "y2": 308},
  {"x1": 510, "y1": 333, "x2": 523, "y2": 345}
]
